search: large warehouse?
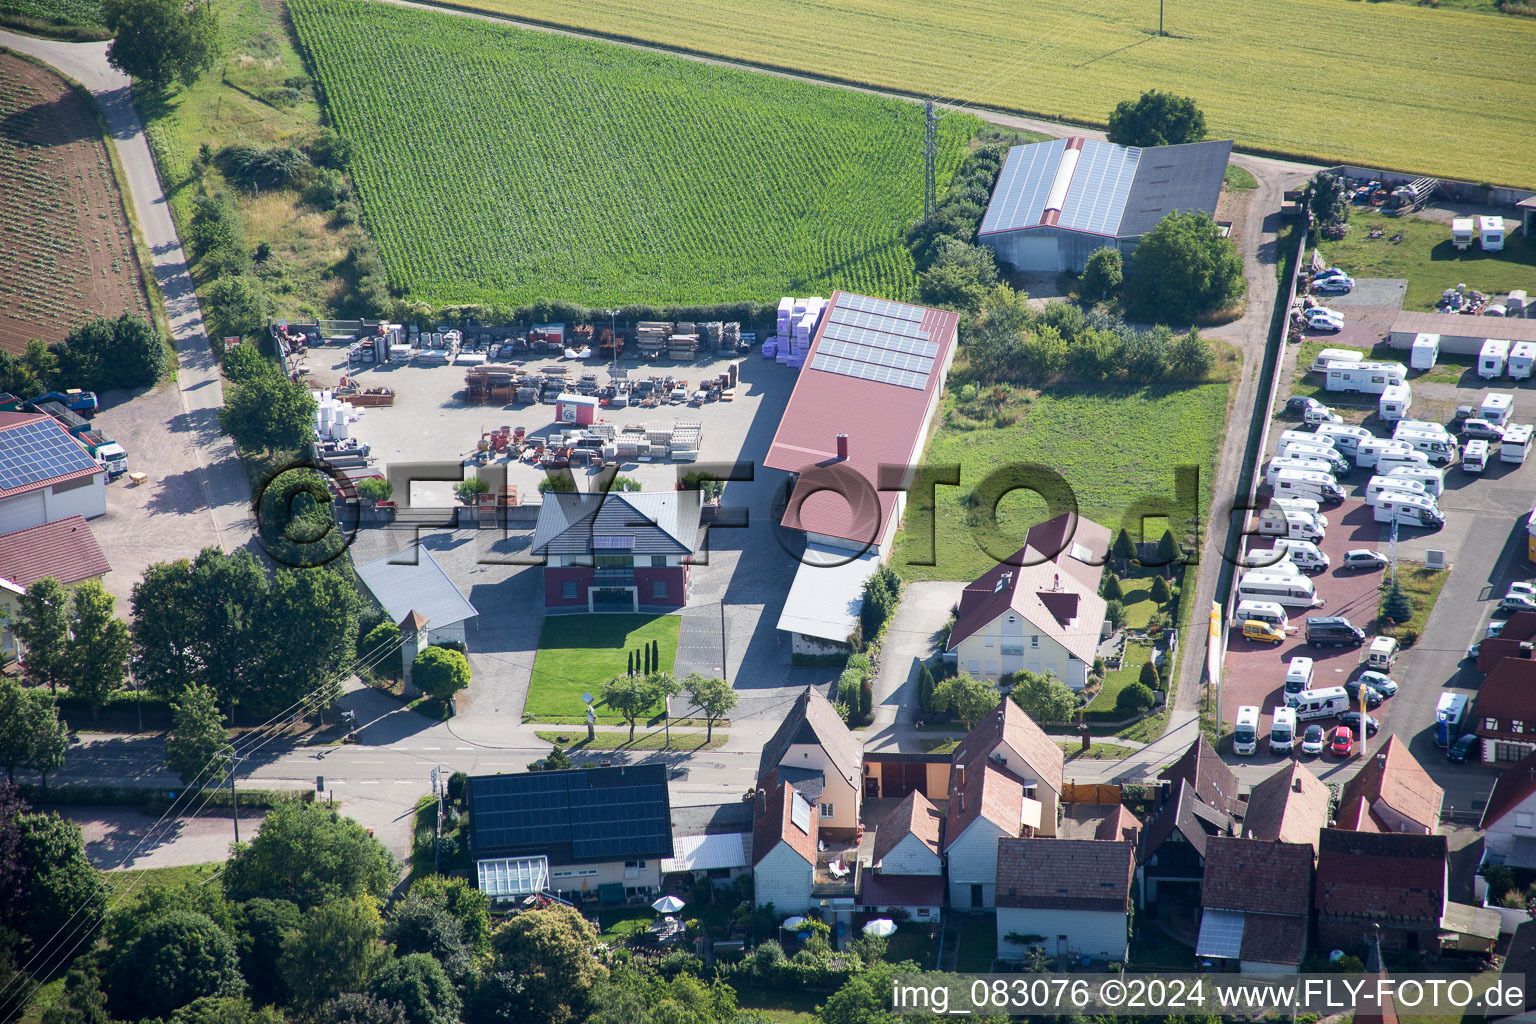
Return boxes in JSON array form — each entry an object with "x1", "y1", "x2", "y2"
[{"x1": 977, "y1": 137, "x2": 1233, "y2": 272}]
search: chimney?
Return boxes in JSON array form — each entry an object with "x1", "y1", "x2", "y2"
[
  {"x1": 1293, "y1": 776, "x2": 1303, "y2": 793},
  {"x1": 959, "y1": 791, "x2": 966, "y2": 814},
  {"x1": 835, "y1": 433, "x2": 849, "y2": 460},
  {"x1": 1053, "y1": 573, "x2": 1061, "y2": 591},
  {"x1": 757, "y1": 788, "x2": 768, "y2": 814},
  {"x1": 955, "y1": 764, "x2": 966, "y2": 792},
  {"x1": 1377, "y1": 753, "x2": 1387, "y2": 767}
]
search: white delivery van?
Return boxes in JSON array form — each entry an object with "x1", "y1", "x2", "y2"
[
  {"x1": 1305, "y1": 405, "x2": 1343, "y2": 426},
  {"x1": 1463, "y1": 438, "x2": 1490, "y2": 473},
  {"x1": 1409, "y1": 333, "x2": 1439, "y2": 370},
  {"x1": 1378, "y1": 383, "x2": 1412, "y2": 422},
  {"x1": 1374, "y1": 492, "x2": 1444, "y2": 528},
  {"x1": 1385, "y1": 464, "x2": 1445, "y2": 497},
  {"x1": 1256, "y1": 507, "x2": 1325, "y2": 541},
  {"x1": 1367, "y1": 636, "x2": 1399, "y2": 670},
  {"x1": 1356, "y1": 438, "x2": 1415, "y2": 469},
  {"x1": 1479, "y1": 339, "x2": 1511, "y2": 379},
  {"x1": 1277, "y1": 440, "x2": 1350, "y2": 474},
  {"x1": 1269, "y1": 707, "x2": 1298, "y2": 753},
  {"x1": 1235, "y1": 600, "x2": 1288, "y2": 630},
  {"x1": 1266, "y1": 455, "x2": 1337, "y2": 486},
  {"x1": 1312, "y1": 348, "x2": 1363, "y2": 373},
  {"x1": 1509, "y1": 342, "x2": 1536, "y2": 380},
  {"x1": 1289, "y1": 685, "x2": 1351, "y2": 721},
  {"x1": 1501, "y1": 423, "x2": 1534, "y2": 464},
  {"x1": 1272, "y1": 469, "x2": 1344, "y2": 504},
  {"x1": 1284, "y1": 655, "x2": 1315, "y2": 695},
  {"x1": 1233, "y1": 705, "x2": 1261, "y2": 756},
  {"x1": 1482, "y1": 393, "x2": 1514, "y2": 425},
  {"x1": 1365, "y1": 475, "x2": 1427, "y2": 506},
  {"x1": 1271, "y1": 538, "x2": 1329, "y2": 571},
  {"x1": 1315, "y1": 423, "x2": 1373, "y2": 455},
  {"x1": 1393, "y1": 428, "x2": 1457, "y2": 464},
  {"x1": 1325, "y1": 361, "x2": 1408, "y2": 394},
  {"x1": 1376, "y1": 449, "x2": 1432, "y2": 476},
  {"x1": 1237, "y1": 570, "x2": 1322, "y2": 609}
]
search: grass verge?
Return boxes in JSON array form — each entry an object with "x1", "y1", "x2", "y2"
[
  {"x1": 104, "y1": 861, "x2": 224, "y2": 893},
  {"x1": 525, "y1": 614, "x2": 682, "y2": 720},
  {"x1": 1062, "y1": 741, "x2": 1138, "y2": 760},
  {"x1": 1224, "y1": 165, "x2": 1258, "y2": 192},
  {"x1": 1376, "y1": 564, "x2": 1449, "y2": 641},
  {"x1": 534, "y1": 729, "x2": 726, "y2": 752}
]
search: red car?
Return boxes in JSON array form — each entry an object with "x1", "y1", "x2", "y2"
[{"x1": 1329, "y1": 726, "x2": 1354, "y2": 757}]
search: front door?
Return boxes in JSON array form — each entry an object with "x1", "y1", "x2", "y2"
[{"x1": 970, "y1": 884, "x2": 983, "y2": 908}]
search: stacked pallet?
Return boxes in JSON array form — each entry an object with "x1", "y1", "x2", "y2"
[
  {"x1": 699, "y1": 322, "x2": 723, "y2": 350},
  {"x1": 774, "y1": 297, "x2": 823, "y2": 366},
  {"x1": 668, "y1": 332, "x2": 699, "y2": 361},
  {"x1": 636, "y1": 322, "x2": 670, "y2": 358},
  {"x1": 671, "y1": 422, "x2": 701, "y2": 460},
  {"x1": 721, "y1": 322, "x2": 741, "y2": 351}
]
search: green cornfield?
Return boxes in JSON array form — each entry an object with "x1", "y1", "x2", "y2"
[{"x1": 289, "y1": 0, "x2": 980, "y2": 308}]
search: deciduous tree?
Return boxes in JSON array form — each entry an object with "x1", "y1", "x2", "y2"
[
  {"x1": 412, "y1": 647, "x2": 470, "y2": 702},
  {"x1": 102, "y1": 0, "x2": 220, "y2": 91},
  {"x1": 1168, "y1": 326, "x2": 1215, "y2": 381},
  {"x1": 368, "y1": 953, "x2": 460, "y2": 1024},
  {"x1": 106, "y1": 910, "x2": 243, "y2": 1020},
  {"x1": 1106, "y1": 90, "x2": 1207, "y2": 148},
  {"x1": 683, "y1": 673, "x2": 735, "y2": 742},
  {"x1": 1008, "y1": 671, "x2": 1076, "y2": 724},
  {"x1": 1127, "y1": 210, "x2": 1245, "y2": 323},
  {"x1": 932, "y1": 673, "x2": 998, "y2": 731},
  {"x1": 1079, "y1": 247, "x2": 1123, "y2": 305},
  {"x1": 220, "y1": 369, "x2": 317, "y2": 454},
  {"x1": 223, "y1": 802, "x2": 396, "y2": 908},
  {"x1": 66, "y1": 580, "x2": 132, "y2": 720},
  {"x1": 600, "y1": 674, "x2": 660, "y2": 741},
  {"x1": 12, "y1": 576, "x2": 71, "y2": 694},
  {"x1": 166, "y1": 684, "x2": 230, "y2": 788},
  {"x1": 489, "y1": 905, "x2": 606, "y2": 1024},
  {"x1": 10, "y1": 812, "x2": 101, "y2": 965},
  {"x1": 279, "y1": 898, "x2": 388, "y2": 1008}
]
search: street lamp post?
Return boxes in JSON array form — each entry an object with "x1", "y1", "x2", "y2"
[{"x1": 606, "y1": 309, "x2": 619, "y2": 377}]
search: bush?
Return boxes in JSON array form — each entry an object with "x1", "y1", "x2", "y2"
[
  {"x1": 1079, "y1": 248, "x2": 1123, "y2": 304},
  {"x1": 221, "y1": 145, "x2": 313, "y2": 191},
  {"x1": 306, "y1": 128, "x2": 354, "y2": 170},
  {"x1": 1138, "y1": 660, "x2": 1160, "y2": 691},
  {"x1": 1117, "y1": 682, "x2": 1157, "y2": 713},
  {"x1": 304, "y1": 168, "x2": 351, "y2": 210},
  {"x1": 1105, "y1": 600, "x2": 1126, "y2": 632}
]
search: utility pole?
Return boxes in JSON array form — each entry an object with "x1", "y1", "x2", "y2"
[
  {"x1": 228, "y1": 752, "x2": 247, "y2": 845},
  {"x1": 1389, "y1": 516, "x2": 1399, "y2": 584},
  {"x1": 923, "y1": 100, "x2": 938, "y2": 220},
  {"x1": 432, "y1": 766, "x2": 443, "y2": 873},
  {"x1": 1159, "y1": 0, "x2": 1164, "y2": 37},
  {"x1": 719, "y1": 603, "x2": 728, "y2": 678}
]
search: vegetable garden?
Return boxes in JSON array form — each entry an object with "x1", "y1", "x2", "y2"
[{"x1": 289, "y1": 0, "x2": 979, "y2": 308}]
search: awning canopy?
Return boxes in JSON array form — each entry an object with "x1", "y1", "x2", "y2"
[
  {"x1": 775, "y1": 544, "x2": 880, "y2": 642},
  {"x1": 477, "y1": 855, "x2": 549, "y2": 897},
  {"x1": 1195, "y1": 909, "x2": 1246, "y2": 960},
  {"x1": 1021, "y1": 796, "x2": 1043, "y2": 831},
  {"x1": 661, "y1": 833, "x2": 750, "y2": 874}
]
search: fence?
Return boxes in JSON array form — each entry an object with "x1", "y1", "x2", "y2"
[
  {"x1": 1327, "y1": 165, "x2": 1534, "y2": 209},
  {"x1": 1061, "y1": 782, "x2": 1122, "y2": 805}
]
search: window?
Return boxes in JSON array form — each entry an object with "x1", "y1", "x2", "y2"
[
  {"x1": 1487, "y1": 718, "x2": 1500, "y2": 731},
  {"x1": 651, "y1": 555, "x2": 668, "y2": 567},
  {"x1": 985, "y1": 661, "x2": 997, "y2": 675},
  {"x1": 1517, "y1": 813, "x2": 1533, "y2": 830},
  {"x1": 985, "y1": 635, "x2": 994, "y2": 647},
  {"x1": 916, "y1": 908, "x2": 931, "y2": 918},
  {"x1": 1001, "y1": 645, "x2": 1023, "y2": 656},
  {"x1": 653, "y1": 580, "x2": 668, "y2": 598},
  {"x1": 1516, "y1": 721, "x2": 1527, "y2": 734},
  {"x1": 624, "y1": 885, "x2": 653, "y2": 898},
  {"x1": 967, "y1": 660, "x2": 979, "y2": 673},
  {"x1": 1497, "y1": 742, "x2": 1531, "y2": 763},
  {"x1": 552, "y1": 868, "x2": 598, "y2": 879},
  {"x1": 561, "y1": 581, "x2": 578, "y2": 599},
  {"x1": 820, "y1": 803, "x2": 835, "y2": 817},
  {"x1": 625, "y1": 860, "x2": 647, "y2": 869},
  {"x1": 1031, "y1": 636, "x2": 1039, "y2": 648}
]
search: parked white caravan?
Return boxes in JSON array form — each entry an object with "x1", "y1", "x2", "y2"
[
  {"x1": 1325, "y1": 361, "x2": 1408, "y2": 394},
  {"x1": 1271, "y1": 496, "x2": 1322, "y2": 517},
  {"x1": 1509, "y1": 343, "x2": 1536, "y2": 380},
  {"x1": 1386, "y1": 464, "x2": 1445, "y2": 497},
  {"x1": 1392, "y1": 428, "x2": 1457, "y2": 464},
  {"x1": 1374, "y1": 492, "x2": 1444, "y2": 528},
  {"x1": 1237, "y1": 570, "x2": 1322, "y2": 609},
  {"x1": 1463, "y1": 438, "x2": 1490, "y2": 473},
  {"x1": 1312, "y1": 348, "x2": 1363, "y2": 373},
  {"x1": 1365, "y1": 475, "x2": 1427, "y2": 506},
  {"x1": 1376, "y1": 449, "x2": 1432, "y2": 476},
  {"x1": 1270, "y1": 538, "x2": 1329, "y2": 571},
  {"x1": 1315, "y1": 423, "x2": 1372, "y2": 455},
  {"x1": 1269, "y1": 707, "x2": 1298, "y2": 753},
  {"x1": 1501, "y1": 423, "x2": 1534, "y2": 464},
  {"x1": 1481, "y1": 216, "x2": 1506, "y2": 252},
  {"x1": 1288, "y1": 685, "x2": 1350, "y2": 721},
  {"x1": 1276, "y1": 440, "x2": 1350, "y2": 473},
  {"x1": 1482, "y1": 393, "x2": 1514, "y2": 425},
  {"x1": 1379, "y1": 383, "x2": 1412, "y2": 422},
  {"x1": 1279, "y1": 429, "x2": 1334, "y2": 451},
  {"x1": 1479, "y1": 339, "x2": 1511, "y2": 379},
  {"x1": 1392, "y1": 419, "x2": 1451, "y2": 441},
  {"x1": 1410, "y1": 333, "x2": 1440, "y2": 370},
  {"x1": 1256, "y1": 507, "x2": 1325, "y2": 541},
  {"x1": 1234, "y1": 706, "x2": 1260, "y2": 756},
  {"x1": 1235, "y1": 600, "x2": 1288, "y2": 630},
  {"x1": 1266, "y1": 456, "x2": 1337, "y2": 487},
  {"x1": 1272, "y1": 469, "x2": 1344, "y2": 504},
  {"x1": 1355, "y1": 438, "x2": 1416, "y2": 469}
]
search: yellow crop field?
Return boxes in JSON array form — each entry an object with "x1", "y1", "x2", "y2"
[{"x1": 458, "y1": 0, "x2": 1536, "y2": 187}]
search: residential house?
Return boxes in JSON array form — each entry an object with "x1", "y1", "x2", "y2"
[
  {"x1": 950, "y1": 697, "x2": 1064, "y2": 837},
  {"x1": 662, "y1": 801, "x2": 754, "y2": 887},
  {"x1": 1159, "y1": 734, "x2": 1243, "y2": 817},
  {"x1": 1479, "y1": 747, "x2": 1536, "y2": 869},
  {"x1": 0, "y1": 514, "x2": 110, "y2": 661},
  {"x1": 862, "y1": 751, "x2": 950, "y2": 802},
  {"x1": 0, "y1": 411, "x2": 106, "y2": 534},
  {"x1": 1474, "y1": 611, "x2": 1536, "y2": 673},
  {"x1": 996, "y1": 838, "x2": 1136, "y2": 962},
  {"x1": 531, "y1": 491, "x2": 701, "y2": 613},
  {"x1": 944, "y1": 514, "x2": 1111, "y2": 690},
  {"x1": 1137, "y1": 779, "x2": 1235, "y2": 910},
  {"x1": 757, "y1": 687, "x2": 864, "y2": 839},
  {"x1": 945, "y1": 762, "x2": 1034, "y2": 910},
  {"x1": 1493, "y1": 919, "x2": 1536, "y2": 1021},
  {"x1": 1314, "y1": 829, "x2": 1447, "y2": 952},
  {"x1": 1059, "y1": 803, "x2": 1142, "y2": 844},
  {"x1": 862, "y1": 790, "x2": 945, "y2": 921},
  {"x1": 354, "y1": 544, "x2": 477, "y2": 645},
  {"x1": 467, "y1": 764, "x2": 673, "y2": 904},
  {"x1": 1474, "y1": 659, "x2": 1536, "y2": 764},
  {"x1": 1241, "y1": 762, "x2": 1330, "y2": 854},
  {"x1": 1336, "y1": 736, "x2": 1444, "y2": 834},
  {"x1": 751, "y1": 769, "x2": 818, "y2": 915},
  {"x1": 1197, "y1": 837, "x2": 1314, "y2": 972}
]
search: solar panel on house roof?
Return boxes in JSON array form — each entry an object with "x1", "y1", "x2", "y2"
[
  {"x1": 592, "y1": 535, "x2": 633, "y2": 549},
  {"x1": 809, "y1": 294, "x2": 939, "y2": 390},
  {"x1": 1057, "y1": 139, "x2": 1140, "y2": 236},
  {"x1": 1195, "y1": 909, "x2": 1246, "y2": 960},
  {"x1": 469, "y1": 765, "x2": 672, "y2": 864},
  {"x1": 0, "y1": 419, "x2": 97, "y2": 492}
]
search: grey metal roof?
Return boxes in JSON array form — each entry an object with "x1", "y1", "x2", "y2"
[
  {"x1": 355, "y1": 544, "x2": 477, "y2": 630},
  {"x1": 1117, "y1": 139, "x2": 1234, "y2": 238},
  {"x1": 530, "y1": 491, "x2": 701, "y2": 557}
]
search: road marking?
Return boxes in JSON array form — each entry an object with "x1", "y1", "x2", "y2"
[
  {"x1": 393, "y1": 780, "x2": 415, "y2": 785},
  {"x1": 359, "y1": 780, "x2": 380, "y2": 785},
  {"x1": 420, "y1": 746, "x2": 440, "y2": 751},
  {"x1": 455, "y1": 746, "x2": 473, "y2": 751},
  {"x1": 389, "y1": 746, "x2": 408, "y2": 751}
]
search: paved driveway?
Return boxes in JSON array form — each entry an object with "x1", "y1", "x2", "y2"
[{"x1": 865, "y1": 581, "x2": 965, "y2": 751}]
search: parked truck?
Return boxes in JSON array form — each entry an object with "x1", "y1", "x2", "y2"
[{"x1": 26, "y1": 389, "x2": 98, "y2": 416}]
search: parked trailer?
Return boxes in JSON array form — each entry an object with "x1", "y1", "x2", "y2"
[
  {"x1": 1410, "y1": 333, "x2": 1439, "y2": 370},
  {"x1": 1483, "y1": 392, "x2": 1515, "y2": 425},
  {"x1": 1481, "y1": 216, "x2": 1506, "y2": 252},
  {"x1": 1501, "y1": 424, "x2": 1534, "y2": 464},
  {"x1": 1374, "y1": 492, "x2": 1444, "y2": 528},
  {"x1": 1266, "y1": 456, "x2": 1337, "y2": 487},
  {"x1": 1510, "y1": 343, "x2": 1536, "y2": 380},
  {"x1": 1386, "y1": 464, "x2": 1446, "y2": 497},
  {"x1": 1271, "y1": 469, "x2": 1344, "y2": 504},
  {"x1": 1314, "y1": 423, "x2": 1372, "y2": 455},
  {"x1": 1479, "y1": 339, "x2": 1511, "y2": 379},
  {"x1": 1236, "y1": 570, "x2": 1322, "y2": 609},
  {"x1": 1378, "y1": 383, "x2": 1411, "y2": 422},
  {"x1": 1325, "y1": 361, "x2": 1408, "y2": 394},
  {"x1": 1311, "y1": 348, "x2": 1364, "y2": 374}
]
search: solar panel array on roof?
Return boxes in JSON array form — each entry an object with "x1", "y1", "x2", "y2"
[
  {"x1": 0, "y1": 419, "x2": 97, "y2": 492},
  {"x1": 592, "y1": 535, "x2": 633, "y2": 549},
  {"x1": 469, "y1": 765, "x2": 672, "y2": 864},
  {"x1": 1057, "y1": 140, "x2": 1141, "y2": 236},
  {"x1": 978, "y1": 138, "x2": 1067, "y2": 235},
  {"x1": 809, "y1": 294, "x2": 940, "y2": 390}
]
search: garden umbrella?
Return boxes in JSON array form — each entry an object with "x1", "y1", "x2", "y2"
[
  {"x1": 781, "y1": 916, "x2": 807, "y2": 930},
  {"x1": 651, "y1": 895, "x2": 686, "y2": 914},
  {"x1": 862, "y1": 919, "x2": 897, "y2": 937}
]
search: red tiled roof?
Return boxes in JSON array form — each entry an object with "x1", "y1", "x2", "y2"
[
  {"x1": 0, "y1": 515, "x2": 108, "y2": 587},
  {"x1": 1091, "y1": 804, "x2": 1142, "y2": 843},
  {"x1": 763, "y1": 292, "x2": 958, "y2": 544},
  {"x1": 1202, "y1": 837, "x2": 1314, "y2": 916},
  {"x1": 1480, "y1": 747, "x2": 1536, "y2": 831},
  {"x1": 0, "y1": 413, "x2": 100, "y2": 500},
  {"x1": 751, "y1": 770, "x2": 817, "y2": 868},
  {"x1": 1159, "y1": 735, "x2": 1242, "y2": 816},
  {"x1": 1338, "y1": 736, "x2": 1443, "y2": 833},
  {"x1": 944, "y1": 763, "x2": 1024, "y2": 850},
  {"x1": 861, "y1": 873, "x2": 945, "y2": 908},
  {"x1": 1241, "y1": 762, "x2": 1330, "y2": 851},
  {"x1": 951, "y1": 697, "x2": 1064, "y2": 797},
  {"x1": 1477, "y1": 659, "x2": 1536, "y2": 733},
  {"x1": 872, "y1": 790, "x2": 943, "y2": 866},
  {"x1": 996, "y1": 838, "x2": 1135, "y2": 911},
  {"x1": 1335, "y1": 793, "x2": 1383, "y2": 833},
  {"x1": 1314, "y1": 829, "x2": 1446, "y2": 923},
  {"x1": 1239, "y1": 913, "x2": 1309, "y2": 968}
]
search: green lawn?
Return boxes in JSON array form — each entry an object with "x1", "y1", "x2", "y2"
[
  {"x1": 596, "y1": 906, "x2": 654, "y2": 943},
  {"x1": 1088, "y1": 639, "x2": 1156, "y2": 713},
  {"x1": 1062, "y1": 741, "x2": 1138, "y2": 760},
  {"x1": 1224, "y1": 165, "x2": 1257, "y2": 192},
  {"x1": 1114, "y1": 573, "x2": 1167, "y2": 630},
  {"x1": 525, "y1": 615, "x2": 681, "y2": 720},
  {"x1": 534, "y1": 729, "x2": 725, "y2": 752},
  {"x1": 733, "y1": 987, "x2": 821, "y2": 1024},
  {"x1": 104, "y1": 862, "x2": 223, "y2": 894},
  {"x1": 891, "y1": 382, "x2": 1229, "y2": 582},
  {"x1": 954, "y1": 916, "x2": 998, "y2": 972},
  {"x1": 1377, "y1": 564, "x2": 1449, "y2": 641},
  {"x1": 1315, "y1": 208, "x2": 1536, "y2": 312}
]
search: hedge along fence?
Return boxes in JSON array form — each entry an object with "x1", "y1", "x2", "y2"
[
  {"x1": 398, "y1": 298, "x2": 781, "y2": 334},
  {"x1": 19, "y1": 784, "x2": 317, "y2": 814}
]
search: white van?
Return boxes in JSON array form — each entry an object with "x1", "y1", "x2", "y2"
[
  {"x1": 1234, "y1": 705, "x2": 1261, "y2": 756},
  {"x1": 1276, "y1": 440, "x2": 1350, "y2": 474},
  {"x1": 1367, "y1": 635, "x2": 1399, "y2": 670},
  {"x1": 1479, "y1": 339, "x2": 1511, "y2": 379},
  {"x1": 1378, "y1": 383, "x2": 1412, "y2": 422},
  {"x1": 1237, "y1": 570, "x2": 1322, "y2": 609},
  {"x1": 1269, "y1": 707, "x2": 1298, "y2": 753},
  {"x1": 1266, "y1": 455, "x2": 1337, "y2": 487},
  {"x1": 1374, "y1": 492, "x2": 1444, "y2": 528},
  {"x1": 1356, "y1": 438, "x2": 1415, "y2": 469},
  {"x1": 1257, "y1": 507, "x2": 1325, "y2": 541},
  {"x1": 1482, "y1": 393, "x2": 1514, "y2": 426},
  {"x1": 1235, "y1": 600, "x2": 1288, "y2": 631},
  {"x1": 1273, "y1": 469, "x2": 1344, "y2": 505},
  {"x1": 1289, "y1": 685, "x2": 1351, "y2": 721},
  {"x1": 1386, "y1": 464, "x2": 1445, "y2": 497},
  {"x1": 1463, "y1": 438, "x2": 1490, "y2": 473},
  {"x1": 1315, "y1": 423, "x2": 1372, "y2": 455},
  {"x1": 1393, "y1": 429, "x2": 1457, "y2": 464},
  {"x1": 1409, "y1": 333, "x2": 1439, "y2": 371},
  {"x1": 1285, "y1": 655, "x2": 1315, "y2": 695},
  {"x1": 1312, "y1": 348, "x2": 1363, "y2": 374},
  {"x1": 1271, "y1": 538, "x2": 1329, "y2": 571},
  {"x1": 1365, "y1": 474, "x2": 1427, "y2": 506}
]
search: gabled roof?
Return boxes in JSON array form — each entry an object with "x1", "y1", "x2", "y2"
[
  {"x1": 752, "y1": 769, "x2": 817, "y2": 868},
  {"x1": 356, "y1": 545, "x2": 477, "y2": 632},
  {"x1": 1477, "y1": 658, "x2": 1536, "y2": 725},
  {"x1": 951, "y1": 697, "x2": 1064, "y2": 796},
  {"x1": 1159, "y1": 735, "x2": 1241, "y2": 816},
  {"x1": 1060, "y1": 803, "x2": 1142, "y2": 844},
  {"x1": 945, "y1": 763, "x2": 1026, "y2": 850},
  {"x1": 1202, "y1": 837, "x2": 1314, "y2": 917},
  {"x1": 1335, "y1": 793, "x2": 1382, "y2": 833},
  {"x1": 946, "y1": 516, "x2": 1109, "y2": 664},
  {"x1": 0, "y1": 411, "x2": 101, "y2": 500},
  {"x1": 1138, "y1": 779, "x2": 1234, "y2": 864},
  {"x1": 1480, "y1": 747, "x2": 1536, "y2": 831},
  {"x1": 530, "y1": 491, "x2": 701, "y2": 557},
  {"x1": 873, "y1": 790, "x2": 943, "y2": 866},
  {"x1": 1499, "y1": 920, "x2": 1536, "y2": 1017},
  {"x1": 1242, "y1": 762, "x2": 1330, "y2": 851},
  {"x1": 0, "y1": 515, "x2": 109, "y2": 586},
  {"x1": 756, "y1": 687, "x2": 862, "y2": 789},
  {"x1": 996, "y1": 838, "x2": 1135, "y2": 912},
  {"x1": 1240, "y1": 913, "x2": 1309, "y2": 967},
  {"x1": 1314, "y1": 829, "x2": 1446, "y2": 923},
  {"x1": 1338, "y1": 736, "x2": 1443, "y2": 833},
  {"x1": 467, "y1": 764, "x2": 672, "y2": 865},
  {"x1": 861, "y1": 872, "x2": 945, "y2": 908}
]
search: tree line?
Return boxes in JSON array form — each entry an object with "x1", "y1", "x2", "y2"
[{"x1": 0, "y1": 313, "x2": 167, "y2": 401}]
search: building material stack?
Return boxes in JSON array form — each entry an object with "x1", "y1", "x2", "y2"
[
  {"x1": 669, "y1": 322, "x2": 700, "y2": 361},
  {"x1": 636, "y1": 322, "x2": 670, "y2": 359},
  {"x1": 671, "y1": 422, "x2": 701, "y2": 461},
  {"x1": 721, "y1": 322, "x2": 741, "y2": 352},
  {"x1": 783, "y1": 297, "x2": 824, "y2": 368}
]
